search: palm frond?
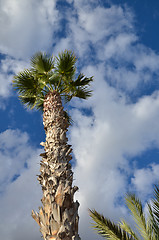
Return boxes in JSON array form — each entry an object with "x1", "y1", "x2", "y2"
[
  {"x1": 35, "y1": 98, "x2": 44, "y2": 112},
  {"x1": 56, "y1": 50, "x2": 77, "y2": 79},
  {"x1": 152, "y1": 185, "x2": 159, "y2": 227},
  {"x1": 62, "y1": 75, "x2": 93, "y2": 100},
  {"x1": 119, "y1": 219, "x2": 139, "y2": 240},
  {"x1": 18, "y1": 95, "x2": 37, "y2": 109},
  {"x1": 89, "y1": 209, "x2": 134, "y2": 240},
  {"x1": 13, "y1": 70, "x2": 39, "y2": 96},
  {"x1": 145, "y1": 208, "x2": 157, "y2": 240},
  {"x1": 13, "y1": 69, "x2": 46, "y2": 110},
  {"x1": 73, "y1": 87, "x2": 93, "y2": 99},
  {"x1": 72, "y1": 74, "x2": 93, "y2": 87},
  {"x1": 18, "y1": 92, "x2": 45, "y2": 110},
  {"x1": 125, "y1": 194, "x2": 149, "y2": 240},
  {"x1": 147, "y1": 185, "x2": 159, "y2": 237},
  {"x1": 31, "y1": 52, "x2": 54, "y2": 74}
]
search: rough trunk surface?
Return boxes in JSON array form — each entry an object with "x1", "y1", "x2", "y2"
[{"x1": 32, "y1": 91, "x2": 80, "y2": 240}]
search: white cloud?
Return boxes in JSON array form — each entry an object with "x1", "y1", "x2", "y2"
[
  {"x1": 54, "y1": 4, "x2": 134, "y2": 57},
  {"x1": 102, "y1": 33, "x2": 137, "y2": 60},
  {"x1": 70, "y1": 69, "x2": 159, "y2": 239},
  {"x1": 0, "y1": 57, "x2": 28, "y2": 98},
  {"x1": 0, "y1": 129, "x2": 41, "y2": 240},
  {"x1": 131, "y1": 164, "x2": 159, "y2": 197},
  {"x1": 0, "y1": 0, "x2": 59, "y2": 58},
  {"x1": 77, "y1": 6, "x2": 133, "y2": 41},
  {"x1": 0, "y1": 129, "x2": 34, "y2": 190},
  {"x1": 54, "y1": 3, "x2": 159, "y2": 93},
  {"x1": 0, "y1": 73, "x2": 12, "y2": 97}
]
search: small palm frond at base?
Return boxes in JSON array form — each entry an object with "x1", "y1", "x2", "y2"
[
  {"x1": 119, "y1": 220, "x2": 139, "y2": 240},
  {"x1": 125, "y1": 194, "x2": 149, "y2": 240},
  {"x1": 152, "y1": 185, "x2": 159, "y2": 227},
  {"x1": 90, "y1": 184, "x2": 159, "y2": 240},
  {"x1": 89, "y1": 209, "x2": 135, "y2": 240},
  {"x1": 147, "y1": 185, "x2": 159, "y2": 237}
]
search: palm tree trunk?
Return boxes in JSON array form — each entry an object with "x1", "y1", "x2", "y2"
[{"x1": 32, "y1": 91, "x2": 80, "y2": 240}]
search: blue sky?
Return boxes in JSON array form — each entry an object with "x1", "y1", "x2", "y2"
[{"x1": 1, "y1": 0, "x2": 159, "y2": 239}]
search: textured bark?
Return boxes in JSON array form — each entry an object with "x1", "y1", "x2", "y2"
[{"x1": 32, "y1": 91, "x2": 80, "y2": 240}]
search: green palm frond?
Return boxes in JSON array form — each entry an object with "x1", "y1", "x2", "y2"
[
  {"x1": 73, "y1": 87, "x2": 93, "y2": 99},
  {"x1": 125, "y1": 194, "x2": 150, "y2": 240},
  {"x1": 13, "y1": 69, "x2": 46, "y2": 109},
  {"x1": 56, "y1": 50, "x2": 77, "y2": 79},
  {"x1": 89, "y1": 209, "x2": 134, "y2": 240},
  {"x1": 70, "y1": 74, "x2": 93, "y2": 99},
  {"x1": 31, "y1": 52, "x2": 54, "y2": 74},
  {"x1": 63, "y1": 74, "x2": 93, "y2": 99},
  {"x1": 13, "y1": 70, "x2": 39, "y2": 96},
  {"x1": 18, "y1": 95, "x2": 37, "y2": 109},
  {"x1": 72, "y1": 74, "x2": 93, "y2": 87},
  {"x1": 18, "y1": 92, "x2": 45, "y2": 111}
]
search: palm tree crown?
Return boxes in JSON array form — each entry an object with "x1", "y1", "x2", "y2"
[
  {"x1": 13, "y1": 50, "x2": 93, "y2": 110},
  {"x1": 89, "y1": 184, "x2": 159, "y2": 240}
]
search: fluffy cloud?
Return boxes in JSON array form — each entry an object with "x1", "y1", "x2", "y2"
[
  {"x1": 55, "y1": 3, "x2": 159, "y2": 94},
  {"x1": 70, "y1": 71, "x2": 159, "y2": 239},
  {"x1": 0, "y1": 57, "x2": 28, "y2": 99},
  {"x1": 57, "y1": 4, "x2": 134, "y2": 57},
  {"x1": 0, "y1": 129, "x2": 42, "y2": 240},
  {"x1": 0, "y1": 129, "x2": 31, "y2": 188},
  {"x1": 131, "y1": 164, "x2": 159, "y2": 197},
  {"x1": 0, "y1": 0, "x2": 59, "y2": 58}
]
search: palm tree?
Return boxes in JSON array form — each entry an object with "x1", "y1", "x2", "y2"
[
  {"x1": 13, "y1": 50, "x2": 93, "y2": 240},
  {"x1": 89, "y1": 184, "x2": 159, "y2": 240}
]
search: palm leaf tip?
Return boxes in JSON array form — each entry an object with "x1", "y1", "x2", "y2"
[
  {"x1": 69, "y1": 75, "x2": 93, "y2": 100},
  {"x1": 74, "y1": 88, "x2": 93, "y2": 99}
]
